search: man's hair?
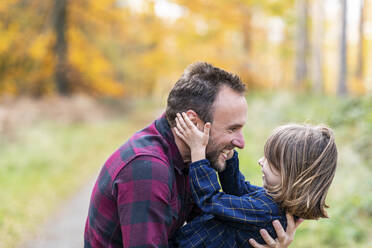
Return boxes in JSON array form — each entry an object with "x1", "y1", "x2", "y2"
[
  {"x1": 264, "y1": 124, "x2": 338, "y2": 219},
  {"x1": 166, "y1": 62, "x2": 246, "y2": 126}
]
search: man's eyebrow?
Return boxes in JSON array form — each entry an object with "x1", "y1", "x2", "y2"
[{"x1": 229, "y1": 124, "x2": 243, "y2": 129}]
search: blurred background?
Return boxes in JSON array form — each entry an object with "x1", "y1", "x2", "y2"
[{"x1": 0, "y1": 0, "x2": 371, "y2": 247}]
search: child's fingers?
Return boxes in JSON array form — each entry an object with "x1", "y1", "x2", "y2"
[
  {"x1": 173, "y1": 127, "x2": 186, "y2": 142},
  {"x1": 177, "y1": 113, "x2": 189, "y2": 131},
  {"x1": 175, "y1": 116, "x2": 185, "y2": 134},
  {"x1": 182, "y1": 112, "x2": 196, "y2": 129}
]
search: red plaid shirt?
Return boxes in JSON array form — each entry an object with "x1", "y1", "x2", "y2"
[{"x1": 84, "y1": 114, "x2": 200, "y2": 247}]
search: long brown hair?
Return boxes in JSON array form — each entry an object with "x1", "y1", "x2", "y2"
[{"x1": 264, "y1": 124, "x2": 337, "y2": 219}]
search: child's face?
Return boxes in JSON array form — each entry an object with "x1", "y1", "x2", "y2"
[{"x1": 258, "y1": 157, "x2": 281, "y2": 189}]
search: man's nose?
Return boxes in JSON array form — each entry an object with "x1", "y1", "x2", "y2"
[{"x1": 231, "y1": 132, "x2": 245, "y2": 149}]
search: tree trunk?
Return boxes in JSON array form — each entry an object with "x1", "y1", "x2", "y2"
[
  {"x1": 295, "y1": 0, "x2": 309, "y2": 88},
  {"x1": 337, "y1": 0, "x2": 348, "y2": 96},
  {"x1": 311, "y1": 0, "x2": 324, "y2": 93},
  {"x1": 54, "y1": 0, "x2": 69, "y2": 95},
  {"x1": 355, "y1": 0, "x2": 364, "y2": 80},
  {"x1": 241, "y1": 7, "x2": 252, "y2": 54}
]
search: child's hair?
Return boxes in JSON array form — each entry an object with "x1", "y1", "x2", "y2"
[{"x1": 263, "y1": 124, "x2": 337, "y2": 219}]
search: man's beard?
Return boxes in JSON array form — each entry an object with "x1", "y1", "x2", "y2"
[
  {"x1": 206, "y1": 139, "x2": 229, "y2": 172},
  {"x1": 206, "y1": 149, "x2": 221, "y2": 171}
]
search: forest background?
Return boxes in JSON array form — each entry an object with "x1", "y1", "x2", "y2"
[{"x1": 0, "y1": 0, "x2": 371, "y2": 247}]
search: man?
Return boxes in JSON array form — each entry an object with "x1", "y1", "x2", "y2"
[{"x1": 84, "y1": 62, "x2": 301, "y2": 247}]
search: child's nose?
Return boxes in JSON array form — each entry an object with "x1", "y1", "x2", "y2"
[{"x1": 258, "y1": 157, "x2": 264, "y2": 167}]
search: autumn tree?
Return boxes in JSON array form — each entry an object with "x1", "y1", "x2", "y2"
[
  {"x1": 0, "y1": 0, "x2": 369, "y2": 97},
  {"x1": 54, "y1": 0, "x2": 70, "y2": 95},
  {"x1": 0, "y1": 0, "x2": 127, "y2": 97},
  {"x1": 338, "y1": 0, "x2": 348, "y2": 96},
  {"x1": 356, "y1": 0, "x2": 365, "y2": 80},
  {"x1": 311, "y1": 0, "x2": 324, "y2": 93},
  {"x1": 294, "y1": 0, "x2": 309, "y2": 88}
]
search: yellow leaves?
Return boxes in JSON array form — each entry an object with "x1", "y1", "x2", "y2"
[
  {"x1": 1, "y1": 0, "x2": 369, "y2": 97},
  {"x1": 29, "y1": 34, "x2": 52, "y2": 60},
  {"x1": 0, "y1": 80, "x2": 17, "y2": 96},
  {"x1": 0, "y1": 0, "x2": 18, "y2": 13},
  {"x1": 69, "y1": 27, "x2": 124, "y2": 97},
  {"x1": 68, "y1": 28, "x2": 85, "y2": 67},
  {"x1": 0, "y1": 22, "x2": 20, "y2": 53},
  {"x1": 70, "y1": 0, "x2": 124, "y2": 31},
  {"x1": 69, "y1": 29, "x2": 110, "y2": 74},
  {"x1": 92, "y1": 78, "x2": 125, "y2": 97},
  {"x1": 350, "y1": 78, "x2": 366, "y2": 96},
  {"x1": 0, "y1": 33, "x2": 12, "y2": 54}
]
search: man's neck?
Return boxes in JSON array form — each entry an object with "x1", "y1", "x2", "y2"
[{"x1": 171, "y1": 128, "x2": 191, "y2": 163}]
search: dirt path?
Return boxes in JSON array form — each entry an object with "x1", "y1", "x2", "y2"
[{"x1": 21, "y1": 179, "x2": 95, "y2": 248}]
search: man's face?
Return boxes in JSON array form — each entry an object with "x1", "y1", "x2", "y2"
[{"x1": 205, "y1": 86, "x2": 247, "y2": 172}]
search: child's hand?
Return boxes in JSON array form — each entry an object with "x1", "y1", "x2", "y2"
[{"x1": 173, "y1": 112, "x2": 211, "y2": 162}]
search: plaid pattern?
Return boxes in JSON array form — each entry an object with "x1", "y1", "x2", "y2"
[
  {"x1": 171, "y1": 152, "x2": 287, "y2": 248},
  {"x1": 84, "y1": 114, "x2": 200, "y2": 248}
]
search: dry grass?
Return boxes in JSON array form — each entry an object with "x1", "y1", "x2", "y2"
[{"x1": 0, "y1": 94, "x2": 130, "y2": 137}]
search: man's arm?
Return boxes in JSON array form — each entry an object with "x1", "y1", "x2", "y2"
[
  {"x1": 249, "y1": 214, "x2": 304, "y2": 248},
  {"x1": 114, "y1": 155, "x2": 173, "y2": 248}
]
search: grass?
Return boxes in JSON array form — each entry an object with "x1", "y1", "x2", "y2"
[{"x1": 0, "y1": 92, "x2": 371, "y2": 247}]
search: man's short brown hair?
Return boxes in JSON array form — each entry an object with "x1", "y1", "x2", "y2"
[{"x1": 165, "y1": 62, "x2": 245, "y2": 126}]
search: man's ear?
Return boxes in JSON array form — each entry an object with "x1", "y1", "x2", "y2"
[{"x1": 185, "y1": 110, "x2": 204, "y2": 130}]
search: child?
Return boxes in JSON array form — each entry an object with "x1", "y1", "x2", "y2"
[{"x1": 170, "y1": 113, "x2": 337, "y2": 248}]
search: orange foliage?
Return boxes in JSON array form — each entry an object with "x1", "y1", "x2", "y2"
[{"x1": 0, "y1": 0, "x2": 369, "y2": 97}]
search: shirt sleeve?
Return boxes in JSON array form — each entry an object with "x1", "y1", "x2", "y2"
[
  {"x1": 190, "y1": 159, "x2": 275, "y2": 226},
  {"x1": 218, "y1": 151, "x2": 262, "y2": 196},
  {"x1": 113, "y1": 155, "x2": 172, "y2": 248}
]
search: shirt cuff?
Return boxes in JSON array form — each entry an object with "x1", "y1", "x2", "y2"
[
  {"x1": 226, "y1": 150, "x2": 238, "y2": 164},
  {"x1": 220, "y1": 150, "x2": 239, "y2": 175},
  {"x1": 189, "y1": 159, "x2": 211, "y2": 169}
]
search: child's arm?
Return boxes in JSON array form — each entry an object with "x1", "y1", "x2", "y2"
[
  {"x1": 219, "y1": 151, "x2": 262, "y2": 196},
  {"x1": 173, "y1": 112, "x2": 210, "y2": 162},
  {"x1": 174, "y1": 113, "x2": 260, "y2": 196},
  {"x1": 190, "y1": 160, "x2": 278, "y2": 226},
  {"x1": 174, "y1": 113, "x2": 277, "y2": 225}
]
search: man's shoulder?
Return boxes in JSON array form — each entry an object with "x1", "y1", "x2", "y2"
[
  {"x1": 121, "y1": 125, "x2": 171, "y2": 162},
  {"x1": 129, "y1": 115, "x2": 172, "y2": 154},
  {"x1": 104, "y1": 117, "x2": 173, "y2": 178}
]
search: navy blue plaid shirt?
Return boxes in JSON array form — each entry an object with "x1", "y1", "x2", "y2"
[{"x1": 170, "y1": 152, "x2": 287, "y2": 248}]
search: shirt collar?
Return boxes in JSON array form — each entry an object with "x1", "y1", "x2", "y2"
[{"x1": 155, "y1": 113, "x2": 188, "y2": 174}]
